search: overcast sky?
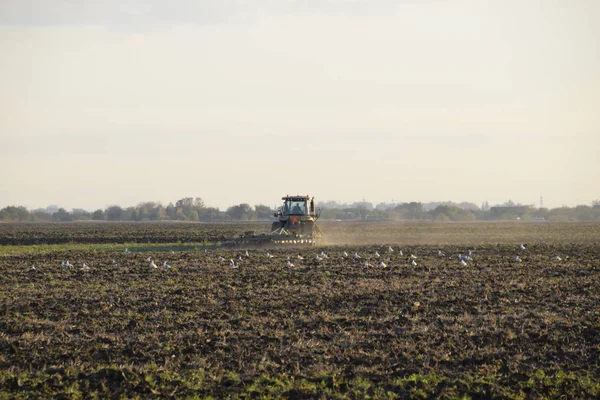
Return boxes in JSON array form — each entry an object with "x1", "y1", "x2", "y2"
[{"x1": 1, "y1": 0, "x2": 598, "y2": 211}]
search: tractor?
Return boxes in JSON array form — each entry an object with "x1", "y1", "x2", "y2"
[{"x1": 222, "y1": 195, "x2": 322, "y2": 247}]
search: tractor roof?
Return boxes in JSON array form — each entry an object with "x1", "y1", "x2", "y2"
[{"x1": 282, "y1": 195, "x2": 311, "y2": 201}]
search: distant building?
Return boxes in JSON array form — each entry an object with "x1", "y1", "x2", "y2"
[{"x1": 46, "y1": 205, "x2": 59, "y2": 214}]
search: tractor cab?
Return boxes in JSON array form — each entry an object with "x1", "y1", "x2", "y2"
[
  {"x1": 283, "y1": 197, "x2": 307, "y2": 216},
  {"x1": 276, "y1": 195, "x2": 317, "y2": 218}
]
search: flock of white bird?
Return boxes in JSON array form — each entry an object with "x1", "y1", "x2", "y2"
[{"x1": 29, "y1": 244, "x2": 564, "y2": 272}]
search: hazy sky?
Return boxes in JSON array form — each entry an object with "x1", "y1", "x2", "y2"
[{"x1": 1, "y1": 0, "x2": 598, "y2": 211}]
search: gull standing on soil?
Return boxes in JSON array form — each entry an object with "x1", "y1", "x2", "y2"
[
  {"x1": 217, "y1": 255, "x2": 224, "y2": 262},
  {"x1": 81, "y1": 263, "x2": 90, "y2": 271},
  {"x1": 229, "y1": 259, "x2": 238, "y2": 269},
  {"x1": 150, "y1": 260, "x2": 158, "y2": 269},
  {"x1": 459, "y1": 259, "x2": 467, "y2": 267},
  {"x1": 111, "y1": 260, "x2": 119, "y2": 266},
  {"x1": 245, "y1": 250, "x2": 250, "y2": 257},
  {"x1": 519, "y1": 244, "x2": 526, "y2": 250},
  {"x1": 554, "y1": 255, "x2": 562, "y2": 261},
  {"x1": 410, "y1": 259, "x2": 417, "y2": 267},
  {"x1": 125, "y1": 248, "x2": 130, "y2": 254},
  {"x1": 315, "y1": 255, "x2": 321, "y2": 262},
  {"x1": 354, "y1": 252, "x2": 361, "y2": 260},
  {"x1": 398, "y1": 250, "x2": 403, "y2": 256},
  {"x1": 297, "y1": 254, "x2": 304, "y2": 261},
  {"x1": 379, "y1": 261, "x2": 387, "y2": 268},
  {"x1": 266, "y1": 252, "x2": 274, "y2": 259},
  {"x1": 320, "y1": 251, "x2": 329, "y2": 259},
  {"x1": 388, "y1": 246, "x2": 394, "y2": 253},
  {"x1": 363, "y1": 261, "x2": 370, "y2": 267},
  {"x1": 286, "y1": 260, "x2": 294, "y2": 268},
  {"x1": 374, "y1": 251, "x2": 380, "y2": 258},
  {"x1": 514, "y1": 255, "x2": 522, "y2": 262},
  {"x1": 410, "y1": 254, "x2": 417, "y2": 260},
  {"x1": 146, "y1": 256, "x2": 152, "y2": 262},
  {"x1": 30, "y1": 264, "x2": 36, "y2": 271},
  {"x1": 343, "y1": 251, "x2": 348, "y2": 258},
  {"x1": 438, "y1": 250, "x2": 445, "y2": 257},
  {"x1": 163, "y1": 261, "x2": 171, "y2": 269}
]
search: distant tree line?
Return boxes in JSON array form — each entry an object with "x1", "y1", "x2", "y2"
[
  {"x1": 1, "y1": 198, "x2": 600, "y2": 222},
  {"x1": 0, "y1": 197, "x2": 275, "y2": 222},
  {"x1": 319, "y1": 200, "x2": 600, "y2": 222}
]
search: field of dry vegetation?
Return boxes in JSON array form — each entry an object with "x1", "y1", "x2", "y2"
[{"x1": 1, "y1": 222, "x2": 599, "y2": 398}]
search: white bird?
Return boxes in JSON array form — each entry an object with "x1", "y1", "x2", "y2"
[
  {"x1": 354, "y1": 252, "x2": 361, "y2": 260},
  {"x1": 458, "y1": 253, "x2": 464, "y2": 260},
  {"x1": 111, "y1": 259, "x2": 119, "y2": 266},
  {"x1": 520, "y1": 244, "x2": 526, "y2": 250},
  {"x1": 374, "y1": 251, "x2": 380, "y2": 258},
  {"x1": 30, "y1": 264, "x2": 36, "y2": 270},
  {"x1": 388, "y1": 246, "x2": 394, "y2": 253},
  {"x1": 438, "y1": 250, "x2": 445, "y2": 257},
  {"x1": 343, "y1": 251, "x2": 349, "y2": 258},
  {"x1": 320, "y1": 251, "x2": 329, "y2": 259},
  {"x1": 410, "y1": 259, "x2": 417, "y2": 267},
  {"x1": 146, "y1": 256, "x2": 152, "y2": 262},
  {"x1": 61, "y1": 261, "x2": 67, "y2": 268},
  {"x1": 463, "y1": 255, "x2": 473, "y2": 261},
  {"x1": 81, "y1": 263, "x2": 90, "y2": 271},
  {"x1": 124, "y1": 248, "x2": 130, "y2": 254},
  {"x1": 297, "y1": 254, "x2": 304, "y2": 261},
  {"x1": 229, "y1": 259, "x2": 238, "y2": 269},
  {"x1": 170, "y1": 250, "x2": 175, "y2": 254},
  {"x1": 364, "y1": 261, "x2": 370, "y2": 267},
  {"x1": 266, "y1": 252, "x2": 274, "y2": 259},
  {"x1": 163, "y1": 261, "x2": 171, "y2": 269},
  {"x1": 286, "y1": 260, "x2": 294, "y2": 268},
  {"x1": 398, "y1": 250, "x2": 403, "y2": 256},
  {"x1": 245, "y1": 250, "x2": 250, "y2": 257},
  {"x1": 237, "y1": 255, "x2": 243, "y2": 261},
  {"x1": 379, "y1": 261, "x2": 387, "y2": 268},
  {"x1": 150, "y1": 260, "x2": 158, "y2": 269},
  {"x1": 554, "y1": 255, "x2": 562, "y2": 261},
  {"x1": 315, "y1": 255, "x2": 321, "y2": 262},
  {"x1": 514, "y1": 255, "x2": 522, "y2": 262},
  {"x1": 217, "y1": 255, "x2": 224, "y2": 262},
  {"x1": 410, "y1": 254, "x2": 417, "y2": 259},
  {"x1": 468, "y1": 250, "x2": 474, "y2": 257},
  {"x1": 459, "y1": 259, "x2": 467, "y2": 266}
]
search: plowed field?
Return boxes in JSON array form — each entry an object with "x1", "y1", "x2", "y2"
[{"x1": 1, "y1": 222, "x2": 599, "y2": 398}]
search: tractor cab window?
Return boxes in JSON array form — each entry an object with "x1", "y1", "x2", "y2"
[{"x1": 284, "y1": 199, "x2": 307, "y2": 215}]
